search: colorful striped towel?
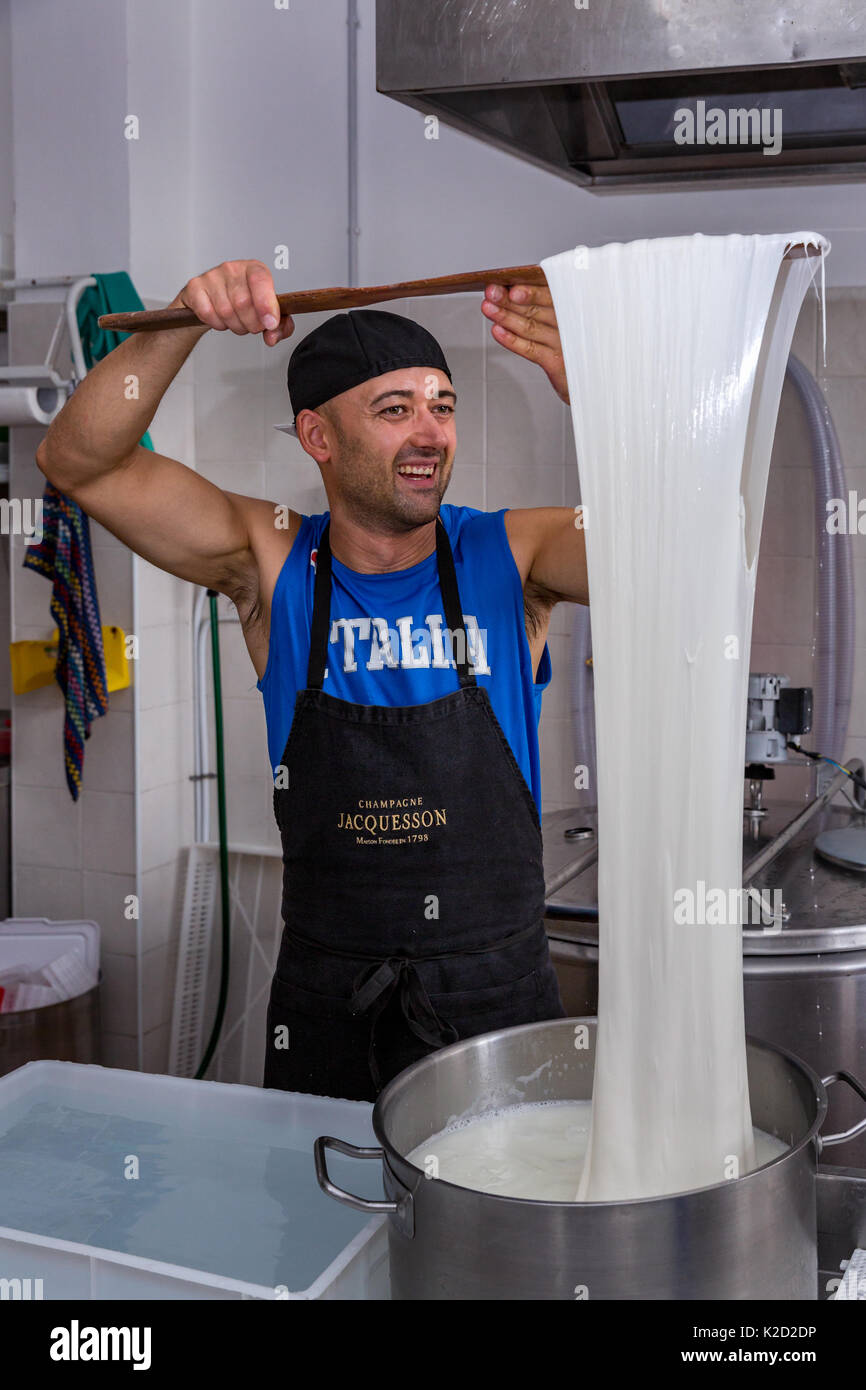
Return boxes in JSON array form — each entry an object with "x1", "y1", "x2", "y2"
[
  {"x1": 23, "y1": 485, "x2": 109, "y2": 799},
  {"x1": 22, "y1": 272, "x2": 155, "y2": 799}
]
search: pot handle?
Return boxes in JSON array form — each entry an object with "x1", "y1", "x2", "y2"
[
  {"x1": 818, "y1": 1071, "x2": 866, "y2": 1151},
  {"x1": 314, "y1": 1135, "x2": 414, "y2": 1237}
]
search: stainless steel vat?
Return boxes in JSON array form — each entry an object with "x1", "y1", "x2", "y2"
[{"x1": 316, "y1": 1017, "x2": 866, "y2": 1300}]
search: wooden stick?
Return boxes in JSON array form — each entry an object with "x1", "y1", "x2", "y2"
[
  {"x1": 97, "y1": 244, "x2": 822, "y2": 334},
  {"x1": 97, "y1": 264, "x2": 549, "y2": 333}
]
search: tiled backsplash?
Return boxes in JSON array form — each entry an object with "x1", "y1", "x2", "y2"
[{"x1": 8, "y1": 299, "x2": 192, "y2": 1075}]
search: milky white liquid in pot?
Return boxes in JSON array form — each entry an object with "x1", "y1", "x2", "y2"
[{"x1": 407, "y1": 1101, "x2": 789, "y2": 1202}]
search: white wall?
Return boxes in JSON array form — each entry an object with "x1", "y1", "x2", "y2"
[
  {"x1": 0, "y1": 0, "x2": 14, "y2": 263},
  {"x1": 7, "y1": 0, "x2": 140, "y2": 1064},
  {"x1": 127, "y1": 0, "x2": 194, "y2": 299},
  {"x1": 190, "y1": 0, "x2": 349, "y2": 294},
  {"x1": 10, "y1": 0, "x2": 129, "y2": 277}
]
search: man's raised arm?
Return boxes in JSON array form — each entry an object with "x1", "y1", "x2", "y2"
[{"x1": 36, "y1": 260, "x2": 295, "y2": 598}]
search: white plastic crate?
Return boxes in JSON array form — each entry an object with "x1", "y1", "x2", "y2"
[
  {"x1": 0, "y1": 917, "x2": 100, "y2": 977},
  {"x1": 0, "y1": 917, "x2": 101, "y2": 1012},
  {"x1": 0, "y1": 1061, "x2": 389, "y2": 1300}
]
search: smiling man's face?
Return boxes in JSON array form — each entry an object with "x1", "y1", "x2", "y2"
[{"x1": 300, "y1": 366, "x2": 457, "y2": 533}]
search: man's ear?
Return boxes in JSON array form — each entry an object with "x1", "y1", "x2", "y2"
[{"x1": 296, "y1": 408, "x2": 334, "y2": 463}]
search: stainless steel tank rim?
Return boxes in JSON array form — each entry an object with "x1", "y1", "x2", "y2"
[
  {"x1": 546, "y1": 924, "x2": 866, "y2": 956},
  {"x1": 742, "y1": 934, "x2": 866, "y2": 956},
  {"x1": 315, "y1": 1019, "x2": 866, "y2": 1222},
  {"x1": 744, "y1": 951, "x2": 866, "y2": 978},
  {"x1": 543, "y1": 797, "x2": 866, "y2": 950}
]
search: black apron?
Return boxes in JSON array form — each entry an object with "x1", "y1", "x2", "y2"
[{"x1": 262, "y1": 516, "x2": 565, "y2": 1101}]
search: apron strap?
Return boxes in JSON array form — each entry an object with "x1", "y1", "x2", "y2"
[
  {"x1": 306, "y1": 524, "x2": 334, "y2": 690},
  {"x1": 306, "y1": 517, "x2": 476, "y2": 691},
  {"x1": 282, "y1": 919, "x2": 543, "y2": 1091},
  {"x1": 349, "y1": 957, "x2": 459, "y2": 1093},
  {"x1": 434, "y1": 517, "x2": 476, "y2": 688}
]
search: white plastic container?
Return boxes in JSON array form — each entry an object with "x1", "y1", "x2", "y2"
[
  {"x1": 0, "y1": 918, "x2": 100, "y2": 978},
  {"x1": 0, "y1": 1061, "x2": 389, "y2": 1299},
  {"x1": 0, "y1": 917, "x2": 100, "y2": 1011}
]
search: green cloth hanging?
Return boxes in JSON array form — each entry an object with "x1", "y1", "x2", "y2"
[{"x1": 76, "y1": 271, "x2": 154, "y2": 450}]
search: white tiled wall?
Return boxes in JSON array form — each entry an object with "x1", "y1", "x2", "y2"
[
  {"x1": 8, "y1": 300, "x2": 196, "y2": 1076},
  {"x1": 127, "y1": 343, "x2": 197, "y2": 1075},
  {"x1": 9, "y1": 301, "x2": 138, "y2": 1064}
]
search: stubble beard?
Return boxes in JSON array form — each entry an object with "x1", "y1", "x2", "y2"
[{"x1": 336, "y1": 438, "x2": 451, "y2": 535}]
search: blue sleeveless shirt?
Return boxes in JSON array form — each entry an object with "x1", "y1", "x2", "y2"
[{"x1": 257, "y1": 504, "x2": 551, "y2": 810}]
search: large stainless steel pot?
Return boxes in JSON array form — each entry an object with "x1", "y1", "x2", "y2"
[{"x1": 315, "y1": 1018, "x2": 866, "y2": 1300}]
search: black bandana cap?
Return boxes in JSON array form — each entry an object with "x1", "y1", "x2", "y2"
[{"x1": 284, "y1": 308, "x2": 452, "y2": 433}]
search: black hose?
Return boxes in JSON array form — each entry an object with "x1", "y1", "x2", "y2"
[{"x1": 195, "y1": 590, "x2": 231, "y2": 1079}]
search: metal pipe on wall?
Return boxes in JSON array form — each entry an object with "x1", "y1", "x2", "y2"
[
  {"x1": 785, "y1": 355, "x2": 855, "y2": 776},
  {"x1": 347, "y1": 0, "x2": 360, "y2": 287}
]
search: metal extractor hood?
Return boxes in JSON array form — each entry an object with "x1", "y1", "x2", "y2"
[{"x1": 376, "y1": 0, "x2": 866, "y2": 191}]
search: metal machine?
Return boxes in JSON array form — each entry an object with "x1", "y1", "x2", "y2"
[{"x1": 376, "y1": 0, "x2": 866, "y2": 191}]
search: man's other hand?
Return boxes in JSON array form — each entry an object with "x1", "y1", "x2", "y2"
[{"x1": 481, "y1": 282, "x2": 569, "y2": 405}]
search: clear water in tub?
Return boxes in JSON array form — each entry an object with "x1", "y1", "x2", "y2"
[{"x1": 0, "y1": 1084, "x2": 384, "y2": 1290}]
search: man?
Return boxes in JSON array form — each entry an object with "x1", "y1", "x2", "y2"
[{"x1": 37, "y1": 259, "x2": 589, "y2": 1101}]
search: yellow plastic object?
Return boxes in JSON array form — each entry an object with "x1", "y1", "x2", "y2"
[
  {"x1": 9, "y1": 626, "x2": 130, "y2": 696},
  {"x1": 100, "y1": 625, "x2": 131, "y2": 692}
]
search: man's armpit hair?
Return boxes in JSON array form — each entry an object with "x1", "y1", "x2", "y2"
[{"x1": 523, "y1": 578, "x2": 556, "y2": 639}]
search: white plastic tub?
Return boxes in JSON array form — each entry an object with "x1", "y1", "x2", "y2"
[{"x1": 0, "y1": 1061, "x2": 389, "y2": 1299}]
